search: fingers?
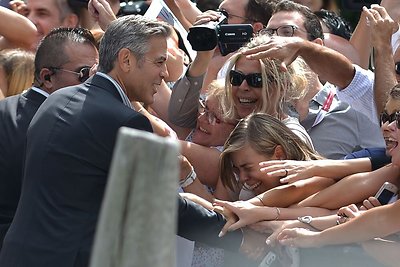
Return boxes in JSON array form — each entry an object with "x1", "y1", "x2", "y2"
[
  {"x1": 362, "y1": 197, "x2": 382, "y2": 210},
  {"x1": 218, "y1": 217, "x2": 237, "y2": 237}
]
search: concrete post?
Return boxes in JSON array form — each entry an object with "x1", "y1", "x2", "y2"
[{"x1": 89, "y1": 127, "x2": 179, "y2": 267}]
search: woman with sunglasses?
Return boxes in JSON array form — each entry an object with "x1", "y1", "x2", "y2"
[{"x1": 222, "y1": 34, "x2": 313, "y2": 149}]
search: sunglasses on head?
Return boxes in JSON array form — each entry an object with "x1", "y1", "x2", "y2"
[
  {"x1": 380, "y1": 111, "x2": 400, "y2": 129},
  {"x1": 50, "y1": 66, "x2": 91, "y2": 83},
  {"x1": 229, "y1": 70, "x2": 263, "y2": 88}
]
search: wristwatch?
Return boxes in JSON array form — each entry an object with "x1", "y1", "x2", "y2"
[{"x1": 297, "y1": 216, "x2": 321, "y2": 231}]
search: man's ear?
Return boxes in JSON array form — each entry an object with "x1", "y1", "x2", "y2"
[
  {"x1": 273, "y1": 145, "x2": 287, "y2": 160},
  {"x1": 117, "y1": 48, "x2": 136, "y2": 72},
  {"x1": 39, "y1": 68, "x2": 54, "y2": 91},
  {"x1": 62, "y1": 13, "x2": 79, "y2": 28},
  {"x1": 252, "y1": 22, "x2": 264, "y2": 34},
  {"x1": 312, "y1": 37, "x2": 324, "y2": 46}
]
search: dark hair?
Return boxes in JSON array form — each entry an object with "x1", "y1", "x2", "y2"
[
  {"x1": 246, "y1": 0, "x2": 278, "y2": 25},
  {"x1": 34, "y1": 27, "x2": 96, "y2": 83},
  {"x1": 314, "y1": 9, "x2": 352, "y2": 40},
  {"x1": 273, "y1": 0, "x2": 323, "y2": 40}
]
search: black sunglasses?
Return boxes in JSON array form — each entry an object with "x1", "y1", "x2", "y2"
[
  {"x1": 50, "y1": 66, "x2": 91, "y2": 83},
  {"x1": 396, "y1": 62, "x2": 400, "y2": 75},
  {"x1": 380, "y1": 111, "x2": 400, "y2": 129},
  {"x1": 229, "y1": 70, "x2": 262, "y2": 88}
]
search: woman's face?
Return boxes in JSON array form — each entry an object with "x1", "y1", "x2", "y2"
[
  {"x1": 230, "y1": 143, "x2": 281, "y2": 195},
  {"x1": 384, "y1": 96, "x2": 400, "y2": 165},
  {"x1": 382, "y1": 96, "x2": 400, "y2": 155},
  {"x1": 231, "y1": 57, "x2": 263, "y2": 119},
  {"x1": 192, "y1": 96, "x2": 236, "y2": 147}
]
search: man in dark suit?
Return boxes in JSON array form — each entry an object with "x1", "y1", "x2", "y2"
[
  {"x1": 0, "y1": 27, "x2": 98, "y2": 249},
  {"x1": 0, "y1": 15, "x2": 171, "y2": 267}
]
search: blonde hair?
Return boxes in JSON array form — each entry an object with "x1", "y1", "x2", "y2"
[
  {"x1": 220, "y1": 113, "x2": 322, "y2": 191},
  {"x1": 222, "y1": 34, "x2": 308, "y2": 121},
  {"x1": 0, "y1": 49, "x2": 34, "y2": 97}
]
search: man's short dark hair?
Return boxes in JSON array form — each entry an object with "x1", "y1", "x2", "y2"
[
  {"x1": 273, "y1": 0, "x2": 324, "y2": 41},
  {"x1": 245, "y1": 0, "x2": 278, "y2": 26},
  {"x1": 315, "y1": 9, "x2": 352, "y2": 40},
  {"x1": 34, "y1": 27, "x2": 96, "y2": 82}
]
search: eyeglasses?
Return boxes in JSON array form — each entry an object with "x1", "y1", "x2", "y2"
[
  {"x1": 380, "y1": 111, "x2": 396, "y2": 126},
  {"x1": 395, "y1": 62, "x2": 400, "y2": 75},
  {"x1": 230, "y1": 70, "x2": 262, "y2": 88},
  {"x1": 259, "y1": 25, "x2": 308, "y2": 37},
  {"x1": 218, "y1": 9, "x2": 251, "y2": 22},
  {"x1": 50, "y1": 66, "x2": 91, "y2": 83},
  {"x1": 380, "y1": 111, "x2": 400, "y2": 129},
  {"x1": 198, "y1": 99, "x2": 222, "y2": 125}
]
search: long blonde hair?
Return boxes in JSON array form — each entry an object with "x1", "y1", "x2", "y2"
[
  {"x1": 0, "y1": 49, "x2": 34, "y2": 97},
  {"x1": 222, "y1": 34, "x2": 308, "y2": 121},
  {"x1": 220, "y1": 113, "x2": 322, "y2": 191}
]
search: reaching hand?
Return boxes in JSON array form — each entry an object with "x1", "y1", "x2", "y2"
[
  {"x1": 364, "y1": 5, "x2": 398, "y2": 48},
  {"x1": 88, "y1": 0, "x2": 116, "y2": 31},
  {"x1": 241, "y1": 36, "x2": 305, "y2": 72},
  {"x1": 9, "y1": 0, "x2": 28, "y2": 16},
  {"x1": 277, "y1": 227, "x2": 321, "y2": 248},
  {"x1": 259, "y1": 160, "x2": 316, "y2": 184},
  {"x1": 213, "y1": 200, "x2": 273, "y2": 237}
]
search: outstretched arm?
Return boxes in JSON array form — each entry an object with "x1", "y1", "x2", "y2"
[
  {"x1": 277, "y1": 200, "x2": 400, "y2": 248},
  {"x1": 243, "y1": 36, "x2": 355, "y2": 89},
  {"x1": 0, "y1": 6, "x2": 37, "y2": 50}
]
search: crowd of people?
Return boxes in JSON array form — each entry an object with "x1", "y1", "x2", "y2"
[{"x1": 0, "y1": 0, "x2": 400, "y2": 266}]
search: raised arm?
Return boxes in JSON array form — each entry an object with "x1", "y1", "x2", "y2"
[
  {"x1": 243, "y1": 36, "x2": 355, "y2": 89},
  {"x1": 0, "y1": 6, "x2": 37, "y2": 50},
  {"x1": 367, "y1": 5, "x2": 399, "y2": 115}
]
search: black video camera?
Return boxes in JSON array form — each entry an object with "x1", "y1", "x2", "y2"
[{"x1": 187, "y1": 14, "x2": 253, "y2": 56}]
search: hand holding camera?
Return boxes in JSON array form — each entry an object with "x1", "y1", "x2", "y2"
[{"x1": 187, "y1": 11, "x2": 253, "y2": 56}]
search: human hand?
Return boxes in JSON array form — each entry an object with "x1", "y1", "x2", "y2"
[
  {"x1": 193, "y1": 10, "x2": 222, "y2": 26},
  {"x1": 380, "y1": 0, "x2": 400, "y2": 23},
  {"x1": 360, "y1": 196, "x2": 382, "y2": 210},
  {"x1": 265, "y1": 220, "x2": 302, "y2": 247},
  {"x1": 277, "y1": 227, "x2": 321, "y2": 248},
  {"x1": 259, "y1": 160, "x2": 315, "y2": 184},
  {"x1": 213, "y1": 200, "x2": 270, "y2": 237},
  {"x1": 241, "y1": 35, "x2": 304, "y2": 72},
  {"x1": 336, "y1": 203, "x2": 364, "y2": 224},
  {"x1": 9, "y1": 0, "x2": 28, "y2": 16},
  {"x1": 88, "y1": 0, "x2": 116, "y2": 31},
  {"x1": 363, "y1": 5, "x2": 398, "y2": 47}
]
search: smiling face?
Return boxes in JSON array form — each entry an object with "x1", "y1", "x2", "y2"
[
  {"x1": 231, "y1": 57, "x2": 264, "y2": 118},
  {"x1": 192, "y1": 96, "x2": 236, "y2": 147},
  {"x1": 127, "y1": 36, "x2": 168, "y2": 105},
  {"x1": 383, "y1": 96, "x2": 400, "y2": 159},
  {"x1": 230, "y1": 143, "x2": 281, "y2": 195}
]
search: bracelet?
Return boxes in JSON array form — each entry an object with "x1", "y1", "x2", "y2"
[
  {"x1": 179, "y1": 167, "x2": 197, "y2": 188},
  {"x1": 273, "y1": 207, "x2": 280, "y2": 221},
  {"x1": 256, "y1": 196, "x2": 266, "y2": 206}
]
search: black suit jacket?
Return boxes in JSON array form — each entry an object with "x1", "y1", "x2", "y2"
[
  {"x1": 0, "y1": 74, "x2": 153, "y2": 267},
  {"x1": 0, "y1": 89, "x2": 47, "y2": 248}
]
